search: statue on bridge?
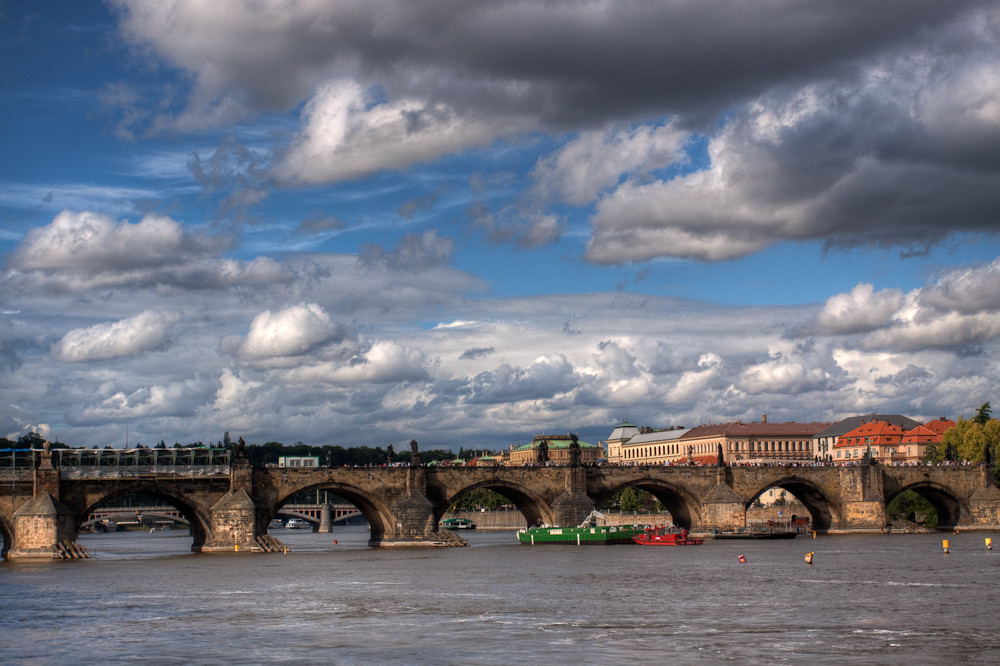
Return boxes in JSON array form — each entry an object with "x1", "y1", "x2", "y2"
[
  {"x1": 386, "y1": 444, "x2": 394, "y2": 465},
  {"x1": 537, "y1": 439, "x2": 549, "y2": 466},
  {"x1": 717, "y1": 443, "x2": 725, "y2": 467},
  {"x1": 235, "y1": 437, "x2": 247, "y2": 457},
  {"x1": 410, "y1": 440, "x2": 421, "y2": 466},
  {"x1": 945, "y1": 442, "x2": 956, "y2": 463},
  {"x1": 569, "y1": 434, "x2": 581, "y2": 467}
]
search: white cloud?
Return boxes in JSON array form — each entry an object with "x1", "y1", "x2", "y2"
[
  {"x1": 739, "y1": 355, "x2": 829, "y2": 395},
  {"x1": 863, "y1": 311, "x2": 1000, "y2": 353},
  {"x1": 52, "y1": 311, "x2": 178, "y2": 362},
  {"x1": 240, "y1": 303, "x2": 346, "y2": 361},
  {"x1": 213, "y1": 368, "x2": 264, "y2": 414},
  {"x1": 11, "y1": 210, "x2": 186, "y2": 272},
  {"x1": 920, "y1": 258, "x2": 1000, "y2": 313},
  {"x1": 284, "y1": 340, "x2": 428, "y2": 385},
  {"x1": 71, "y1": 379, "x2": 203, "y2": 423},
  {"x1": 665, "y1": 353, "x2": 724, "y2": 404},
  {"x1": 531, "y1": 123, "x2": 688, "y2": 206},
  {"x1": 275, "y1": 80, "x2": 522, "y2": 185},
  {"x1": 812, "y1": 283, "x2": 905, "y2": 335}
]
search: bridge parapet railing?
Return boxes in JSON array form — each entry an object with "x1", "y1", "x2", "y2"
[
  {"x1": 0, "y1": 448, "x2": 39, "y2": 470},
  {"x1": 55, "y1": 447, "x2": 230, "y2": 469},
  {"x1": 60, "y1": 464, "x2": 231, "y2": 480}
]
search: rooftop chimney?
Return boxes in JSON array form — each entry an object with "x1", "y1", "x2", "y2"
[{"x1": 761, "y1": 413, "x2": 768, "y2": 423}]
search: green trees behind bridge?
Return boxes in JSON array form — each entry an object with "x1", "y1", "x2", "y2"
[
  {"x1": 247, "y1": 441, "x2": 457, "y2": 467},
  {"x1": 927, "y1": 402, "x2": 1000, "y2": 474}
]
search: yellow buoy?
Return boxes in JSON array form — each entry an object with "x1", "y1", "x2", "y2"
[
  {"x1": 804, "y1": 552, "x2": 814, "y2": 564},
  {"x1": 987, "y1": 537, "x2": 992, "y2": 551},
  {"x1": 943, "y1": 539, "x2": 949, "y2": 554}
]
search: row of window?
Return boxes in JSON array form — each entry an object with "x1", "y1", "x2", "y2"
[{"x1": 620, "y1": 439, "x2": 813, "y2": 460}]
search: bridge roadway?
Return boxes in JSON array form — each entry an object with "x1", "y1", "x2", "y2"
[{"x1": 2, "y1": 448, "x2": 1000, "y2": 558}]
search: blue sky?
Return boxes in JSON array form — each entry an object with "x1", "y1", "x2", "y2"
[{"x1": 3, "y1": 1, "x2": 1000, "y2": 451}]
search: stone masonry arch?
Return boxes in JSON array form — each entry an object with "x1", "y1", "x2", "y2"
[
  {"x1": 437, "y1": 480, "x2": 555, "y2": 528},
  {"x1": 595, "y1": 479, "x2": 703, "y2": 530},
  {"x1": 885, "y1": 482, "x2": 967, "y2": 529},
  {"x1": 80, "y1": 485, "x2": 212, "y2": 551},
  {"x1": 276, "y1": 482, "x2": 394, "y2": 545},
  {"x1": 746, "y1": 477, "x2": 839, "y2": 532}
]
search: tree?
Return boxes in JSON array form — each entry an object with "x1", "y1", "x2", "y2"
[
  {"x1": 886, "y1": 490, "x2": 938, "y2": 529},
  {"x1": 620, "y1": 487, "x2": 642, "y2": 513},
  {"x1": 974, "y1": 402, "x2": 992, "y2": 426},
  {"x1": 933, "y1": 413, "x2": 1000, "y2": 466},
  {"x1": 17, "y1": 432, "x2": 46, "y2": 449}
]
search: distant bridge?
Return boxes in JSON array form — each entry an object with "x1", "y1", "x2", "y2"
[{"x1": 2, "y1": 447, "x2": 999, "y2": 559}]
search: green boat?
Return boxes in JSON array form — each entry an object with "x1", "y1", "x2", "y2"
[
  {"x1": 516, "y1": 511, "x2": 646, "y2": 545},
  {"x1": 441, "y1": 517, "x2": 476, "y2": 530}
]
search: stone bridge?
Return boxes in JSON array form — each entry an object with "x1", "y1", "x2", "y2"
[{"x1": 2, "y1": 448, "x2": 999, "y2": 559}]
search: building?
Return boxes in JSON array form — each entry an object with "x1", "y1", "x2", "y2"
[
  {"x1": 509, "y1": 434, "x2": 603, "y2": 465},
  {"x1": 603, "y1": 417, "x2": 829, "y2": 466},
  {"x1": 898, "y1": 419, "x2": 954, "y2": 462},
  {"x1": 832, "y1": 420, "x2": 905, "y2": 463},
  {"x1": 813, "y1": 415, "x2": 919, "y2": 461},
  {"x1": 605, "y1": 423, "x2": 691, "y2": 465},
  {"x1": 277, "y1": 456, "x2": 320, "y2": 468},
  {"x1": 604, "y1": 422, "x2": 640, "y2": 464},
  {"x1": 681, "y1": 420, "x2": 830, "y2": 465}
]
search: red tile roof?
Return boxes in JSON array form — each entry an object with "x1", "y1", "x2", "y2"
[
  {"x1": 922, "y1": 419, "x2": 956, "y2": 436},
  {"x1": 902, "y1": 424, "x2": 942, "y2": 444},
  {"x1": 834, "y1": 420, "x2": 905, "y2": 448}
]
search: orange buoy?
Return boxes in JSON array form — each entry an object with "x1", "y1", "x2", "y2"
[
  {"x1": 943, "y1": 539, "x2": 950, "y2": 554},
  {"x1": 738, "y1": 554, "x2": 747, "y2": 563},
  {"x1": 804, "y1": 552, "x2": 814, "y2": 564}
]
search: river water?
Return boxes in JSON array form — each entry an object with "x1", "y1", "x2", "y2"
[{"x1": 2, "y1": 527, "x2": 999, "y2": 664}]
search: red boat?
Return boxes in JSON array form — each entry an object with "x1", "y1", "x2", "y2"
[{"x1": 632, "y1": 525, "x2": 703, "y2": 546}]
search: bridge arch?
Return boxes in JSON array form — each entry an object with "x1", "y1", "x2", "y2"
[
  {"x1": 275, "y1": 482, "x2": 392, "y2": 544},
  {"x1": 886, "y1": 482, "x2": 966, "y2": 529},
  {"x1": 595, "y1": 478, "x2": 703, "y2": 530},
  {"x1": 746, "y1": 477, "x2": 839, "y2": 532},
  {"x1": 81, "y1": 486, "x2": 211, "y2": 551},
  {"x1": 438, "y1": 479, "x2": 554, "y2": 528},
  {"x1": 80, "y1": 511, "x2": 191, "y2": 530}
]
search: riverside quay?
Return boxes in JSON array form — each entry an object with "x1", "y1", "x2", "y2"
[{"x1": 2, "y1": 445, "x2": 999, "y2": 559}]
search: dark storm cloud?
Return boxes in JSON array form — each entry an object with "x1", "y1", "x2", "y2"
[{"x1": 113, "y1": 0, "x2": 987, "y2": 127}]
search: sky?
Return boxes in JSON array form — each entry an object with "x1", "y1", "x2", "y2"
[{"x1": 3, "y1": 1, "x2": 1000, "y2": 452}]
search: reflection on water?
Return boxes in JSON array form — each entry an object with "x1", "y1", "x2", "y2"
[{"x1": 3, "y1": 527, "x2": 999, "y2": 664}]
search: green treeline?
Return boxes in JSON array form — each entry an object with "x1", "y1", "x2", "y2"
[{"x1": 247, "y1": 441, "x2": 463, "y2": 468}]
